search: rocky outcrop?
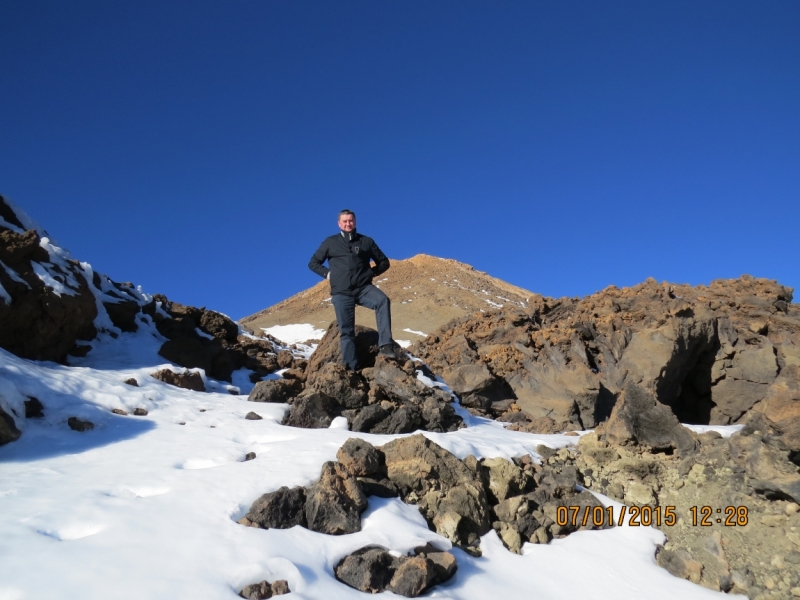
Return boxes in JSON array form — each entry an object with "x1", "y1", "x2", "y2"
[
  {"x1": 0, "y1": 197, "x2": 100, "y2": 361},
  {"x1": 246, "y1": 324, "x2": 462, "y2": 434},
  {"x1": 575, "y1": 419, "x2": 800, "y2": 597},
  {"x1": 412, "y1": 276, "x2": 799, "y2": 440},
  {"x1": 335, "y1": 545, "x2": 457, "y2": 597},
  {"x1": 240, "y1": 436, "x2": 609, "y2": 556},
  {"x1": 152, "y1": 295, "x2": 280, "y2": 382}
]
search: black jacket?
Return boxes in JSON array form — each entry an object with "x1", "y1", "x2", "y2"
[{"x1": 309, "y1": 231, "x2": 390, "y2": 295}]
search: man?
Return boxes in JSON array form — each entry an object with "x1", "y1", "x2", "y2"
[{"x1": 309, "y1": 209, "x2": 397, "y2": 370}]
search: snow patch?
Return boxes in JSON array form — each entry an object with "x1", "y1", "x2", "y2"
[{"x1": 262, "y1": 323, "x2": 326, "y2": 344}]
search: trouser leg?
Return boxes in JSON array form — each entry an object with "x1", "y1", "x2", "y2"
[
  {"x1": 356, "y1": 284, "x2": 393, "y2": 347},
  {"x1": 331, "y1": 293, "x2": 358, "y2": 370}
]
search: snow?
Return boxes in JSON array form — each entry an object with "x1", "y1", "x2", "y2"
[
  {"x1": 261, "y1": 324, "x2": 327, "y2": 345},
  {"x1": 683, "y1": 423, "x2": 745, "y2": 438},
  {"x1": 0, "y1": 279, "x2": 10, "y2": 304},
  {"x1": 0, "y1": 322, "x2": 730, "y2": 599},
  {"x1": 402, "y1": 328, "x2": 427, "y2": 337}
]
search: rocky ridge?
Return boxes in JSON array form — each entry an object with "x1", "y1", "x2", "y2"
[{"x1": 411, "y1": 275, "x2": 800, "y2": 448}]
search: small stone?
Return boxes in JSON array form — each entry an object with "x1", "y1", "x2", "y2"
[
  {"x1": 178, "y1": 422, "x2": 186, "y2": 425},
  {"x1": 111, "y1": 408, "x2": 128, "y2": 416},
  {"x1": 228, "y1": 388, "x2": 240, "y2": 395},
  {"x1": 787, "y1": 531, "x2": 800, "y2": 547},
  {"x1": 124, "y1": 378, "x2": 139, "y2": 386},
  {"x1": 133, "y1": 408, "x2": 148, "y2": 416},
  {"x1": 772, "y1": 555, "x2": 785, "y2": 569},
  {"x1": 790, "y1": 587, "x2": 800, "y2": 597},
  {"x1": 787, "y1": 503, "x2": 800, "y2": 516},
  {"x1": 244, "y1": 452, "x2": 256, "y2": 461},
  {"x1": 67, "y1": 417, "x2": 94, "y2": 432},
  {"x1": 270, "y1": 580, "x2": 290, "y2": 595},
  {"x1": 245, "y1": 411, "x2": 263, "y2": 420}
]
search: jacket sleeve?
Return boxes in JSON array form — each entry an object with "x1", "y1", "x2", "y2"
[
  {"x1": 308, "y1": 239, "x2": 330, "y2": 279},
  {"x1": 369, "y1": 240, "x2": 390, "y2": 277}
]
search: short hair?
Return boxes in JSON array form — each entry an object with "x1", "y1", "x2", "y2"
[{"x1": 338, "y1": 209, "x2": 356, "y2": 219}]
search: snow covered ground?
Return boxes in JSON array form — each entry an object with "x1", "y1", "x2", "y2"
[{"x1": 0, "y1": 322, "x2": 733, "y2": 599}]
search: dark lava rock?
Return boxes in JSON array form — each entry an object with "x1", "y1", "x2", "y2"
[
  {"x1": 337, "y1": 437, "x2": 382, "y2": 477},
  {"x1": 111, "y1": 408, "x2": 128, "y2": 416},
  {"x1": 133, "y1": 408, "x2": 148, "y2": 416},
  {"x1": 243, "y1": 486, "x2": 307, "y2": 529},
  {"x1": 335, "y1": 545, "x2": 457, "y2": 597},
  {"x1": 304, "y1": 462, "x2": 367, "y2": 535},
  {"x1": 244, "y1": 452, "x2": 256, "y2": 461},
  {"x1": 335, "y1": 546, "x2": 395, "y2": 594},
  {"x1": 238, "y1": 579, "x2": 290, "y2": 599},
  {"x1": 24, "y1": 397, "x2": 44, "y2": 418},
  {"x1": 245, "y1": 411, "x2": 263, "y2": 420},
  {"x1": 150, "y1": 369, "x2": 206, "y2": 392},
  {"x1": 67, "y1": 417, "x2": 94, "y2": 432},
  {"x1": 305, "y1": 322, "x2": 380, "y2": 378},
  {"x1": 282, "y1": 392, "x2": 338, "y2": 429},
  {"x1": 248, "y1": 379, "x2": 302, "y2": 403},
  {"x1": 124, "y1": 378, "x2": 139, "y2": 386},
  {"x1": 0, "y1": 404, "x2": 21, "y2": 444}
]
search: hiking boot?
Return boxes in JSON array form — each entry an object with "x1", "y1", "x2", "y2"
[{"x1": 379, "y1": 343, "x2": 398, "y2": 360}]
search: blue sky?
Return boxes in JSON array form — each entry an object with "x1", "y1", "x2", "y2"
[{"x1": 2, "y1": 1, "x2": 798, "y2": 319}]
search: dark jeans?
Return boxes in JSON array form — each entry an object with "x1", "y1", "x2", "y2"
[{"x1": 332, "y1": 284, "x2": 393, "y2": 370}]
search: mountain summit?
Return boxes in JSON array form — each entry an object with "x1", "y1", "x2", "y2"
[{"x1": 241, "y1": 254, "x2": 535, "y2": 342}]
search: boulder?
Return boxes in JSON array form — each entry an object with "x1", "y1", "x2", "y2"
[
  {"x1": 282, "y1": 392, "x2": 338, "y2": 429},
  {"x1": 243, "y1": 486, "x2": 307, "y2": 529},
  {"x1": 597, "y1": 382, "x2": 697, "y2": 456},
  {"x1": 304, "y1": 462, "x2": 367, "y2": 535},
  {"x1": 150, "y1": 369, "x2": 205, "y2": 392},
  {"x1": 0, "y1": 405, "x2": 21, "y2": 444},
  {"x1": 336, "y1": 437, "x2": 382, "y2": 477},
  {"x1": 305, "y1": 362, "x2": 368, "y2": 408},
  {"x1": 248, "y1": 379, "x2": 302, "y2": 403},
  {"x1": 334, "y1": 546, "x2": 457, "y2": 598},
  {"x1": 305, "y1": 323, "x2": 380, "y2": 380},
  {"x1": 67, "y1": 417, "x2": 94, "y2": 432}
]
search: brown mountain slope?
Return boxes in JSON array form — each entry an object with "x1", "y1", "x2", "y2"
[{"x1": 241, "y1": 254, "x2": 536, "y2": 342}]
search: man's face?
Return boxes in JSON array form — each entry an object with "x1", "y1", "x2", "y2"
[{"x1": 338, "y1": 213, "x2": 356, "y2": 232}]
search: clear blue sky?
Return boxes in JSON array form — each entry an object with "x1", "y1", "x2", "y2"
[{"x1": 2, "y1": 1, "x2": 798, "y2": 319}]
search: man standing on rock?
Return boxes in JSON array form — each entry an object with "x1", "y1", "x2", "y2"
[{"x1": 309, "y1": 209, "x2": 397, "y2": 370}]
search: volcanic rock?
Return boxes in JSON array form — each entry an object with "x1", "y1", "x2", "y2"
[
  {"x1": 334, "y1": 545, "x2": 456, "y2": 597},
  {"x1": 243, "y1": 486, "x2": 307, "y2": 529},
  {"x1": 245, "y1": 411, "x2": 263, "y2": 420},
  {"x1": 248, "y1": 379, "x2": 302, "y2": 403},
  {"x1": 238, "y1": 579, "x2": 290, "y2": 599},
  {"x1": 412, "y1": 276, "x2": 799, "y2": 440},
  {"x1": 305, "y1": 322, "x2": 380, "y2": 376},
  {"x1": 0, "y1": 404, "x2": 21, "y2": 444},
  {"x1": 282, "y1": 392, "x2": 338, "y2": 429},
  {"x1": 304, "y1": 462, "x2": 367, "y2": 535},
  {"x1": 67, "y1": 417, "x2": 94, "y2": 432},
  {"x1": 150, "y1": 368, "x2": 206, "y2": 392}
]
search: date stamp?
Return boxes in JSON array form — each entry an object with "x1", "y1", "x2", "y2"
[{"x1": 554, "y1": 505, "x2": 750, "y2": 528}]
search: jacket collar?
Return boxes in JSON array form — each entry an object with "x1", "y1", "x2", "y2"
[{"x1": 340, "y1": 229, "x2": 358, "y2": 242}]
